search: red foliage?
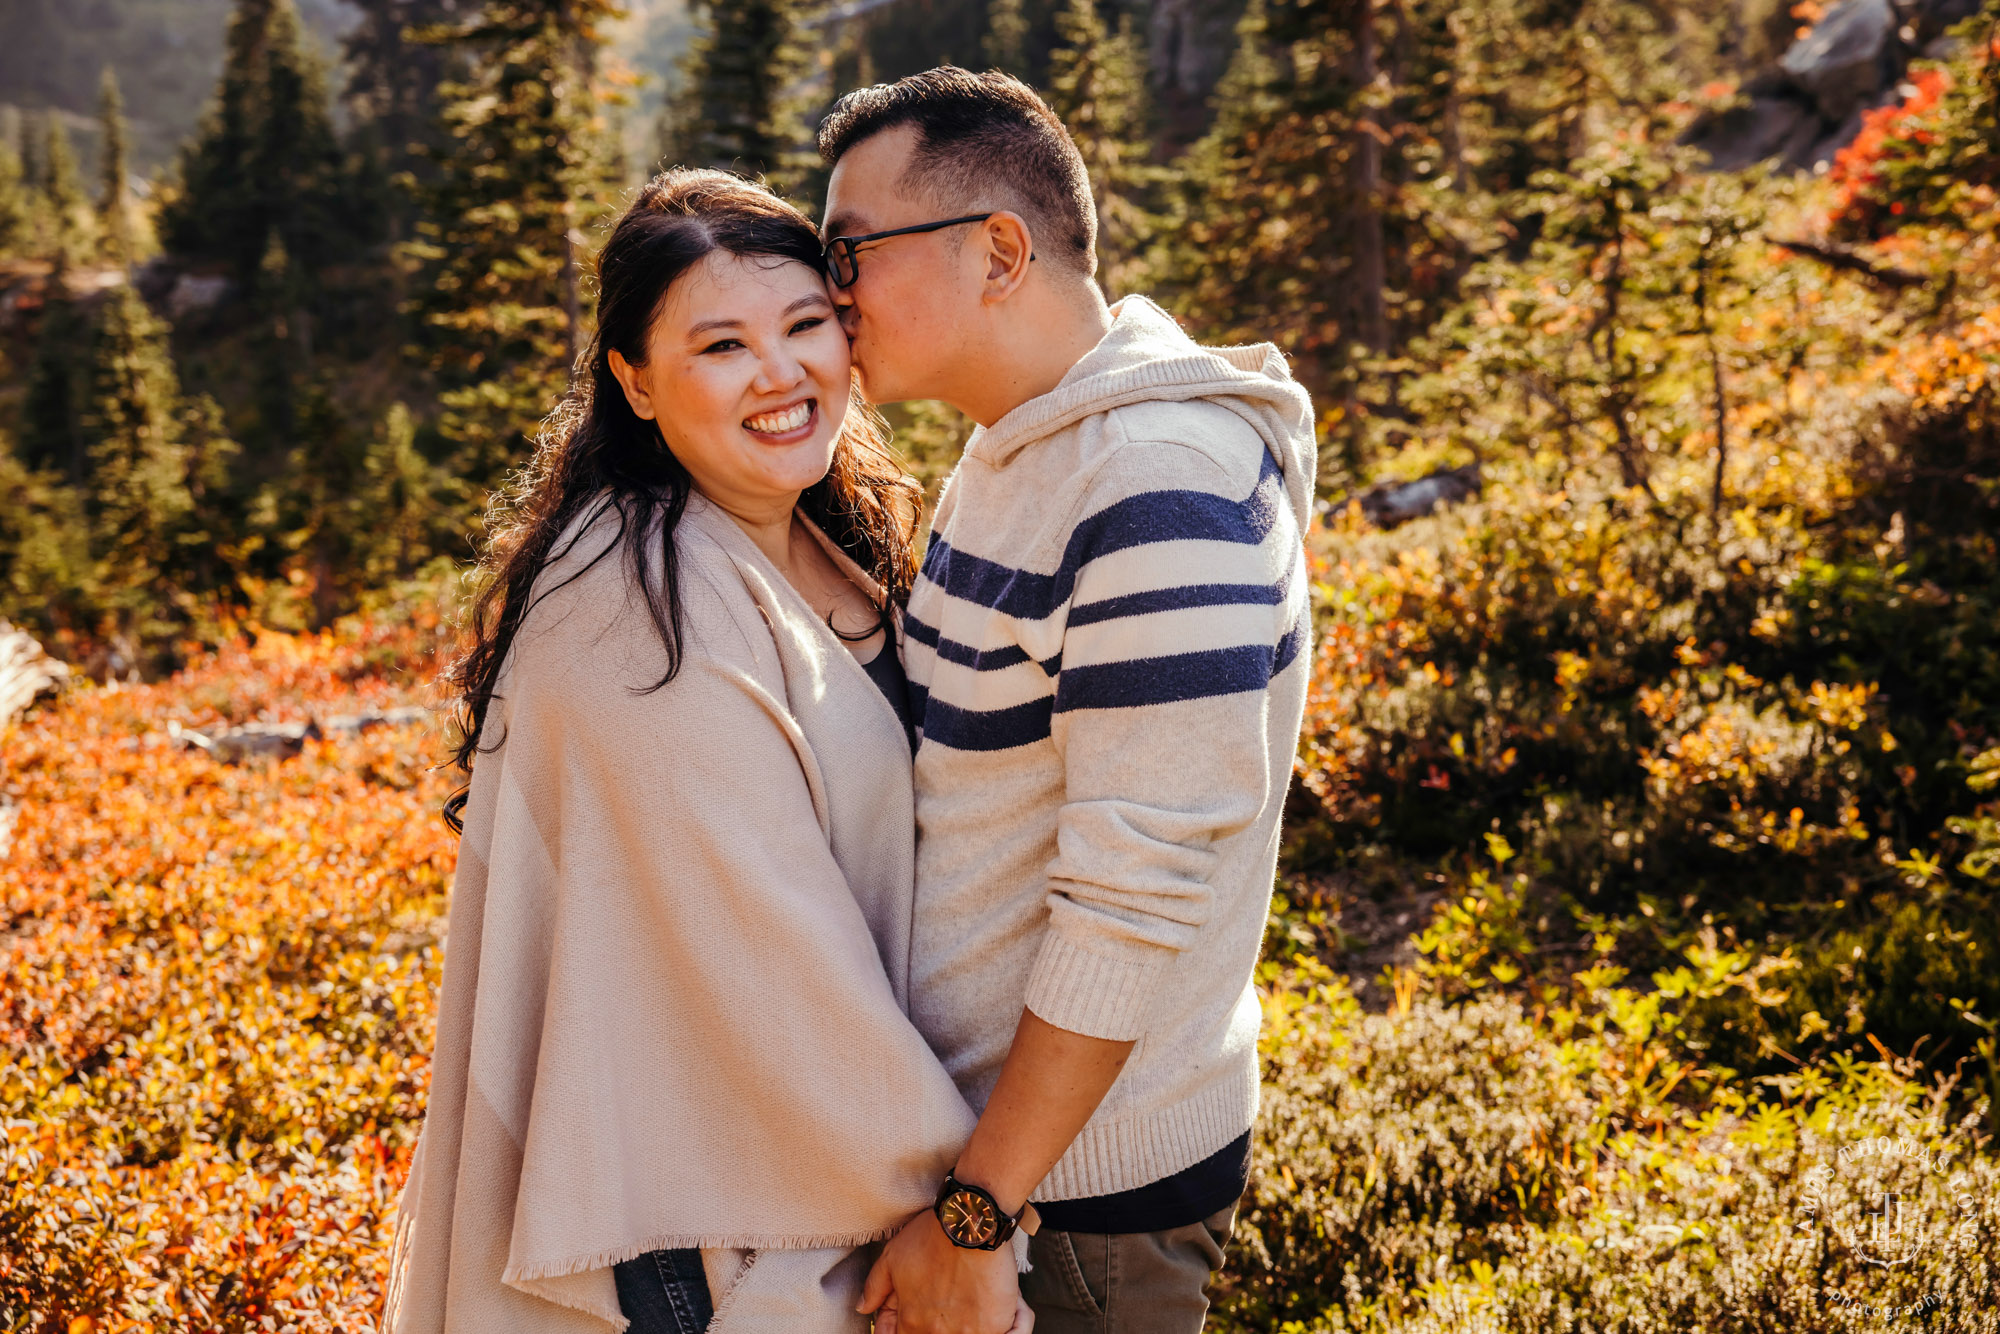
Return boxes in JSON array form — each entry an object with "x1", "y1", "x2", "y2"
[
  {"x1": 1826, "y1": 67, "x2": 1953, "y2": 236},
  {"x1": 0, "y1": 617, "x2": 456, "y2": 1330}
]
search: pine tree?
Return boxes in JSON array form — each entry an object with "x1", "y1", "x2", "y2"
[
  {"x1": 13, "y1": 284, "x2": 233, "y2": 647},
  {"x1": 663, "y1": 0, "x2": 815, "y2": 190},
  {"x1": 161, "y1": 0, "x2": 352, "y2": 292},
  {"x1": 1160, "y1": 0, "x2": 1723, "y2": 444},
  {"x1": 0, "y1": 139, "x2": 29, "y2": 256},
  {"x1": 410, "y1": 0, "x2": 620, "y2": 486},
  {"x1": 0, "y1": 435, "x2": 94, "y2": 641},
  {"x1": 19, "y1": 290, "x2": 88, "y2": 483},
  {"x1": 96, "y1": 68, "x2": 133, "y2": 263},
  {"x1": 258, "y1": 393, "x2": 456, "y2": 626},
  {"x1": 17, "y1": 114, "x2": 43, "y2": 196},
  {"x1": 359, "y1": 401, "x2": 458, "y2": 585},
  {"x1": 79, "y1": 286, "x2": 197, "y2": 617},
  {"x1": 983, "y1": 0, "x2": 1031, "y2": 77},
  {"x1": 1048, "y1": 0, "x2": 1156, "y2": 295},
  {"x1": 40, "y1": 116, "x2": 93, "y2": 265},
  {"x1": 343, "y1": 0, "x2": 467, "y2": 238}
]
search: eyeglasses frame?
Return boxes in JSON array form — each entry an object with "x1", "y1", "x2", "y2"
[{"x1": 822, "y1": 213, "x2": 998, "y2": 288}]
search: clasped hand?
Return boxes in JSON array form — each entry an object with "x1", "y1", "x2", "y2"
[{"x1": 857, "y1": 1208, "x2": 1033, "y2": 1334}]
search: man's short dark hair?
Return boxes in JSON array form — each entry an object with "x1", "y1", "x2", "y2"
[{"x1": 818, "y1": 66, "x2": 1097, "y2": 276}]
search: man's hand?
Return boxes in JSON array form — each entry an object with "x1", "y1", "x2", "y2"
[
  {"x1": 857, "y1": 1210, "x2": 1023, "y2": 1334},
  {"x1": 866, "y1": 1010, "x2": 1125, "y2": 1332}
]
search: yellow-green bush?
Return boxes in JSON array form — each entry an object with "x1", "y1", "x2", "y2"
[{"x1": 1217, "y1": 961, "x2": 2000, "y2": 1332}]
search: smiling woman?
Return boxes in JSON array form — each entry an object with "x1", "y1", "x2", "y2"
[
  {"x1": 605, "y1": 252, "x2": 854, "y2": 559},
  {"x1": 445, "y1": 173, "x2": 917, "y2": 779},
  {"x1": 380, "y1": 169, "x2": 985, "y2": 1334}
]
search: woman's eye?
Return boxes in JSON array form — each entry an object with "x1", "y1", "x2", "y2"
[
  {"x1": 701, "y1": 339, "x2": 744, "y2": 354},
  {"x1": 789, "y1": 317, "x2": 826, "y2": 335}
]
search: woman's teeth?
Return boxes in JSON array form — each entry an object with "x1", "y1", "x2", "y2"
[{"x1": 744, "y1": 402, "x2": 812, "y2": 434}]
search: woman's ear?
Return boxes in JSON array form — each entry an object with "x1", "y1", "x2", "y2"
[
  {"x1": 978, "y1": 212, "x2": 1035, "y2": 302},
  {"x1": 607, "y1": 348, "x2": 656, "y2": 421}
]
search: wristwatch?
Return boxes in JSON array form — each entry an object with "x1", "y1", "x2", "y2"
[{"x1": 933, "y1": 1173, "x2": 1040, "y2": 1250}]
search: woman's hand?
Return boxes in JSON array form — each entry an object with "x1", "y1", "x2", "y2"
[
  {"x1": 870, "y1": 1292, "x2": 1034, "y2": 1334},
  {"x1": 858, "y1": 1211, "x2": 1028, "y2": 1334}
]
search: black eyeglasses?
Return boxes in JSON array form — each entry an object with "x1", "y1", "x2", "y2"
[{"x1": 822, "y1": 213, "x2": 993, "y2": 288}]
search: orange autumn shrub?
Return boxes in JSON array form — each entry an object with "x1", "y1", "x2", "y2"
[{"x1": 0, "y1": 616, "x2": 456, "y2": 1330}]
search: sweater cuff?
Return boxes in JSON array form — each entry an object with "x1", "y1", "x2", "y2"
[{"x1": 1023, "y1": 931, "x2": 1170, "y2": 1042}]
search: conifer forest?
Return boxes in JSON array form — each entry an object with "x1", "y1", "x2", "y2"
[{"x1": 5, "y1": 0, "x2": 2000, "y2": 1328}]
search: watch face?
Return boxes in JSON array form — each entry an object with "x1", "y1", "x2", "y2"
[{"x1": 940, "y1": 1188, "x2": 1000, "y2": 1248}]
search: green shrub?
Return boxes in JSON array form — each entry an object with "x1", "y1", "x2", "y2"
[{"x1": 1218, "y1": 962, "x2": 2000, "y2": 1332}]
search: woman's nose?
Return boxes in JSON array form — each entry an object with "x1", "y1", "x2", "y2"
[{"x1": 752, "y1": 349, "x2": 808, "y2": 395}]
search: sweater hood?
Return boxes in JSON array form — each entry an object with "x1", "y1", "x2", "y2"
[{"x1": 966, "y1": 294, "x2": 1319, "y2": 530}]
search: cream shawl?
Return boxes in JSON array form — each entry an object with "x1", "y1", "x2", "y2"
[{"x1": 382, "y1": 494, "x2": 977, "y2": 1333}]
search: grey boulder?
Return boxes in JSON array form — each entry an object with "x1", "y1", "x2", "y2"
[{"x1": 1781, "y1": 0, "x2": 1897, "y2": 122}]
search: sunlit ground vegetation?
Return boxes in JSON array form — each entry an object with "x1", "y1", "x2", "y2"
[
  {"x1": 1213, "y1": 16, "x2": 2000, "y2": 1330},
  {"x1": 0, "y1": 610, "x2": 453, "y2": 1328}
]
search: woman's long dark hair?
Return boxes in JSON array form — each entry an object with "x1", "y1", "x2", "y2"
[{"x1": 442, "y1": 169, "x2": 920, "y2": 831}]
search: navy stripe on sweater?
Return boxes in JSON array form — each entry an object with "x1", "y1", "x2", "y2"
[
  {"x1": 1274, "y1": 608, "x2": 1307, "y2": 676},
  {"x1": 1054, "y1": 644, "x2": 1277, "y2": 712},
  {"x1": 902, "y1": 612, "x2": 1059, "y2": 675},
  {"x1": 908, "y1": 449, "x2": 1305, "y2": 751},
  {"x1": 916, "y1": 449, "x2": 1284, "y2": 622},
  {"x1": 917, "y1": 622, "x2": 1305, "y2": 745},
  {"x1": 917, "y1": 690, "x2": 1056, "y2": 752},
  {"x1": 1067, "y1": 581, "x2": 1283, "y2": 627}
]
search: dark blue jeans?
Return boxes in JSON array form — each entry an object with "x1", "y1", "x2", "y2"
[{"x1": 613, "y1": 1247, "x2": 713, "y2": 1334}]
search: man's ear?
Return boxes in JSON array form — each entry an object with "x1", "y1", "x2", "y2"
[
  {"x1": 977, "y1": 211, "x2": 1035, "y2": 303},
  {"x1": 607, "y1": 348, "x2": 656, "y2": 421}
]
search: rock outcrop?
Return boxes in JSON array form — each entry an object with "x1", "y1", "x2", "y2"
[
  {"x1": 0, "y1": 624, "x2": 68, "y2": 727},
  {"x1": 1687, "y1": 0, "x2": 1979, "y2": 171},
  {"x1": 168, "y1": 706, "x2": 429, "y2": 764},
  {"x1": 0, "y1": 624, "x2": 70, "y2": 860},
  {"x1": 1358, "y1": 464, "x2": 1483, "y2": 529}
]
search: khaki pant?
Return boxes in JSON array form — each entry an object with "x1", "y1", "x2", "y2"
[{"x1": 1020, "y1": 1205, "x2": 1236, "y2": 1334}]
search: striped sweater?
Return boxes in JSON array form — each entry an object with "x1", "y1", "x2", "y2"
[{"x1": 902, "y1": 296, "x2": 1317, "y2": 1202}]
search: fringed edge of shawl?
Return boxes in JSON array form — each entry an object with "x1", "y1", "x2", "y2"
[
  {"x1": 502, "y1": 1225, "x2": 900, "y2": 1284},
  {"x1": 377, "y1": 1201, "x2": 415, "y2": 1334},
  {"x1": 705, "y1": 1248, "x2": 759, "y2": 1330}
]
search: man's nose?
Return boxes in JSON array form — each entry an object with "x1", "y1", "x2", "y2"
[{"x1": 834, "y1": 290, "x2": 859, "y2": 336}]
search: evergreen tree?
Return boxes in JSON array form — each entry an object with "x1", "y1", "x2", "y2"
[
  {"x1": 984, "y1": 0, "x2": 1031, "y2": 76},
  {"x1": 258, "y1": 394, "x2": 458, "y2": 626},
  {"x1": 1160, "y1": 0, "x2": 1721, "y2": 469},
  {"x1": 96, "y1": 68, "x2": 133, "y2": 263},
  {"x1": 17, "y1": 114, "x2": 43, "y2": 195},
  {"x1": 19, "y1": 289, "x2": 88, "y2": 483},
  {"x1": 263, "y1": 380, "x2": 368, "y2": 627},
  {"x1": 79, "y1": 286, "x2": 197, "y2": 620},
  {"x1": 358, "y1": 401, "x2": 460, "y2": 586},
  {"x1": 0, "y1": 436, "x2": 94, "y2": 642},
  {"x1": 824, "y1": 18, "x2": 878, "y2": 124},
  {"x1": 14, "y1": 284, "x2": 236, "y2": 647},
  {"x1": 0, "y1": 139, "x2": 29, "y2": 256},
  {"x1": 1048, "y1": 0, "x2": 1155, "y2": 294},
  {"x1": 410, "y1": 0, "x2": 620, "y2": 486},
  {"x1": 663, "y1": 0, "x2": 815, "y2": 190},
  {"x1": 1165, "y1": 2, "x2": 1336, "y2": 372},
  {"x1": 343, "y1": 0, "x2": 467, "y2": 238},
  {"x1": 40, "y1": 116, "x2": 92, "y2": 265},
  {"x1": 161, "y1": 0, "x2": 352, "y2": 292}
]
